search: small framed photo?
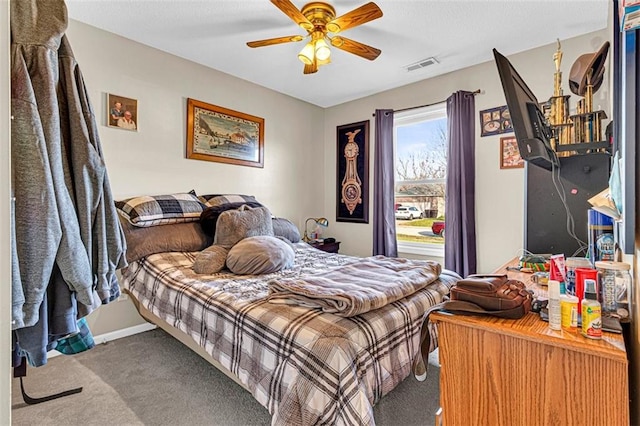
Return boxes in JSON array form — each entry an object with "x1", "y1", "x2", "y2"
[
  {"x1": 480, "y1": 105, "x2": 512, "y2": 137},
  {"x1": 500, "y1": 136, "x2": 524, "y2": 169},
  {"x1": 107, "y1": 94, "x2": 138, "y2": 131},
  {"x1": 186, "y1": 98, "x2": 264, "y2": 168}
]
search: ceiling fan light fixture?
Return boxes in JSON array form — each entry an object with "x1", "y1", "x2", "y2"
[
  {"x1": 298, "y1": 41, "x2": 315, "y2": 65},
  {"x1": 247, "y1": 0, "x2": 383, "y2": 74},
  {"x1": 315, "y1": 38, "x2": 331, "y2": 61}
]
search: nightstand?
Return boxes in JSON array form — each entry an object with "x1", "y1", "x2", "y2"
[{"x1": 308, "y1": 240, "x2": 340, "y2": 253}]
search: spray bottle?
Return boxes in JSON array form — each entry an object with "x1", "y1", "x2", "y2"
[{"x1": 581, "y1": 278, "x2": 602, "y2": 339}]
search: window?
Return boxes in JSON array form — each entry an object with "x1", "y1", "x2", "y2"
[{"x1": 394, "y1": 103, "x2": 447, "y2": 256}]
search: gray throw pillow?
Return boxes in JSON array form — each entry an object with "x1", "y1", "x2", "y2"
[
  {"x1": 214, "y1": 205, "x2": 273, "y2": 249},
  {"x1": 119, "y1": 215, "x2": 211, "y2": 263},
  {"x1": 192, "y1": 245, "x2": 229, "y2": 275},
  {"x1": 226, "y1": 236, "x2": 294, "y2": 275},
  {"x1": 272, "y1": 217, "x2": 301, "y2": 243}
]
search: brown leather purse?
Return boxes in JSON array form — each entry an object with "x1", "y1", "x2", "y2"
[
  {"x1": 447, "y1": 274, "x2": 533, "y2": 318},
  {"x1": 413, "y1": 274, "x2": 533, "y2": 381}
]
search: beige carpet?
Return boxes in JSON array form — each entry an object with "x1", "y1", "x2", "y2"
[{"x1": 11, "y1": 329, "x2": 441, "y2": 425}]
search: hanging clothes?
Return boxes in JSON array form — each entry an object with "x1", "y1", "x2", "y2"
[
  {"x1": 57, "y1": 33, "x2": 127, "y2": 305},
  {"x1": 11, "y1": 0, "x2": 127, "y2": 365}
]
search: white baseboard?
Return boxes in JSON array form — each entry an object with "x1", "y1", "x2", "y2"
[
  {"x1": 48, "y1": 322, "x2": 157, "y2": 359},
  {"x1": 92, "y1": 322, "x2": 157, "y2": 345}
]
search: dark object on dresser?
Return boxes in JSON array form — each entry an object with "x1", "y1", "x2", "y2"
[{"x1": 308, "y1": 240, "x2": 340, "y2": 253}]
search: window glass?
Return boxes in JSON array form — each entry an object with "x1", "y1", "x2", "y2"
[{"x1": 394, "y1": 104, "x2": 447, "y2": 255}]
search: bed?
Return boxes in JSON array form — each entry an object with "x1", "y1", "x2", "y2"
[{"x1": 121, "y1": 243, "x2": 458, "y2": 425}]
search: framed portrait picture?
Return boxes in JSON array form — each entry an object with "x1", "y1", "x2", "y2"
[
  {"x1": 186, "y1": 98, "x2": 264, "y2": 168},
  {"x1": 107, "y1": 93, "x2": 138, "y2": 131},
  {"x1": 336, "y1": 120, "x2": 369, "y2": 223},
  {"x1": 480, "y1": 105, "x2": 512, "y2": 136},
  {"x1": 500, "y1": 136, "x2": 524, "y2": 169}
]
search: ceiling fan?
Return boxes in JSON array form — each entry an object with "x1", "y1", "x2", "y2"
[{"x1": 247, "y1": 0, "x2": 383, "y2": 74}]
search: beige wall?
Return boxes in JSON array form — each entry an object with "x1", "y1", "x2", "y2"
[
  {"x1": 1, "y1": 1, "x2": 11, "y2": 422},
  {"x1": 323, "y1": 30, "x2": 610, "y2": 272},
  {"x1": 62, "y1": 19, "x2": 325, "y2": 335}
]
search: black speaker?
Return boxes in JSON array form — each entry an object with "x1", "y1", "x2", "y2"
[{"x1": 525, "y1": 153, "x2": 610, "y2": 256}]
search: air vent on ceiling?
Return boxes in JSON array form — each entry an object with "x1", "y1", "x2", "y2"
[{"x1": 405, "y1": 57, "x2": 439, "y2": 72}]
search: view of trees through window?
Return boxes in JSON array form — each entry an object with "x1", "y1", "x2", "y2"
[{"x1": 394, "y1": 104, "x2": 447, "y2": 248}]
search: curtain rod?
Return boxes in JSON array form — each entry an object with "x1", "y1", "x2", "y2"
[{"x1": 372, "y1": 89, "x2": 482, "y2": 116}]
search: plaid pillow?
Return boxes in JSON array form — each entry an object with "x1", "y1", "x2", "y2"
[
  {"x1": 200, "y1": 194, "x2": 261, "y2": 208},
  {"x1": 116, "y1": 193, "x2": 205, "y2": 227}
]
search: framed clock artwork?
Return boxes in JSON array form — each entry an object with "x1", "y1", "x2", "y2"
[{"x1": 336, "y1": 120, "x2": 369, "y2": 223}]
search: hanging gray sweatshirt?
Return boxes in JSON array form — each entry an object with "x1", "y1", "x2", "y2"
[
  {"x1": 57, "y1": 35, "x2": 127, "y2": 304},
  {"x1": 11, "y1": 0, "x2": 125, "y2": 329}
]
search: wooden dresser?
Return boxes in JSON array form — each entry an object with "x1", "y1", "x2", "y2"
[{"x1": 433, "y1": 258, "x2": 629, "y2": 425}]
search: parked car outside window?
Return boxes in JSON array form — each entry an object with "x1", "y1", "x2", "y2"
[
  {"x1": 431, "y1": 221, "x2": 445, "y2": 237},
  {"x1": 395, "y1": 206, "x2": 423, "y2": 220}
]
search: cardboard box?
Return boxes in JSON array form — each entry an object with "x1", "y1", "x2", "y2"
[{"x1": 620, "y1": 0, "x2": 640, "y2": 31}]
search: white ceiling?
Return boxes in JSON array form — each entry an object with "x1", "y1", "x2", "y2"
[{"x1": 65, "y1": 0, "x2": 609, "y2": 108}]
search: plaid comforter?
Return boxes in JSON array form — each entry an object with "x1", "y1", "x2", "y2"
[{"x1": 121, "y1": 244, "x2": 459, "y2": 425}]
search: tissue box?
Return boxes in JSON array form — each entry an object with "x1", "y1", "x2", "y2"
[{"x1": 620, "y1": 0, "x2": 640, "y2": 31}]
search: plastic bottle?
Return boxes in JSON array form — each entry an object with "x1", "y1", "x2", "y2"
[
  {"x1": 575, "y1": 267, "x2": 598, "y2": 319},
  {"x1": 560, "y1": 294, "x2": 579, "y2": 332},
  {"x1": 595, "y1": 261, "x2": 632, "y2": 322},
  {"x1": 565, "y1": 257, "x2": 592, "y2": 297},
  {"x1": 548, "y1": 280, "x2": 562, "y2": 331},
  {"x1": 588, "y1": 209, "x2": 614, "y2": 265},
  {"x1": 549, "y1": 255, "x2": 566, "y2": 294},
  {"x1": 581, "y1": 279, "x2": 602, "y2": 339}
]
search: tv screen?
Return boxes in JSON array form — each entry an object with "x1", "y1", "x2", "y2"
[{"x1": 493, "y1": 48, "x2": 559, "y2": 170}]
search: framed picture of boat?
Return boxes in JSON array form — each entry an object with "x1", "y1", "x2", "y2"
[{"x1": 186, "y1": 98, "x2": 264, "y2": 168}]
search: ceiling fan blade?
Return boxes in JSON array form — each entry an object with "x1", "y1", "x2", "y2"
[
  {"x1": 326, "y1": 2, "x2": 382, "y2": 34},
  {"x1": 330, "y1": 36, "x2": 381, "y2": 61},
  {"x1": 303, "y1": 62, "x2": 318, "y2": 74},
  {"x1": 271, "y1": 0, "x2": 314, "y2": 31},
  {"x1": 247, "y1": 35, "x2": 304, "y2": 48}
]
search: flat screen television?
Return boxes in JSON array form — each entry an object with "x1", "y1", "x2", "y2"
[{"x1": 493, "y1": 48, "x2": 559, "y2": 170}]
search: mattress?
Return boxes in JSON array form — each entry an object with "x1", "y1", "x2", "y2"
[{"x1": 121, "y1": 243, "x2": 458, "y2": 425}]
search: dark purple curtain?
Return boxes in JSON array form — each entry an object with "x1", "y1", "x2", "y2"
[
  {"x1": 373, "y1": 109, "x2": 397, "y2": 256},
  {"x1": 445, "y1": 91, "x2": 477, "y2": 276}
]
